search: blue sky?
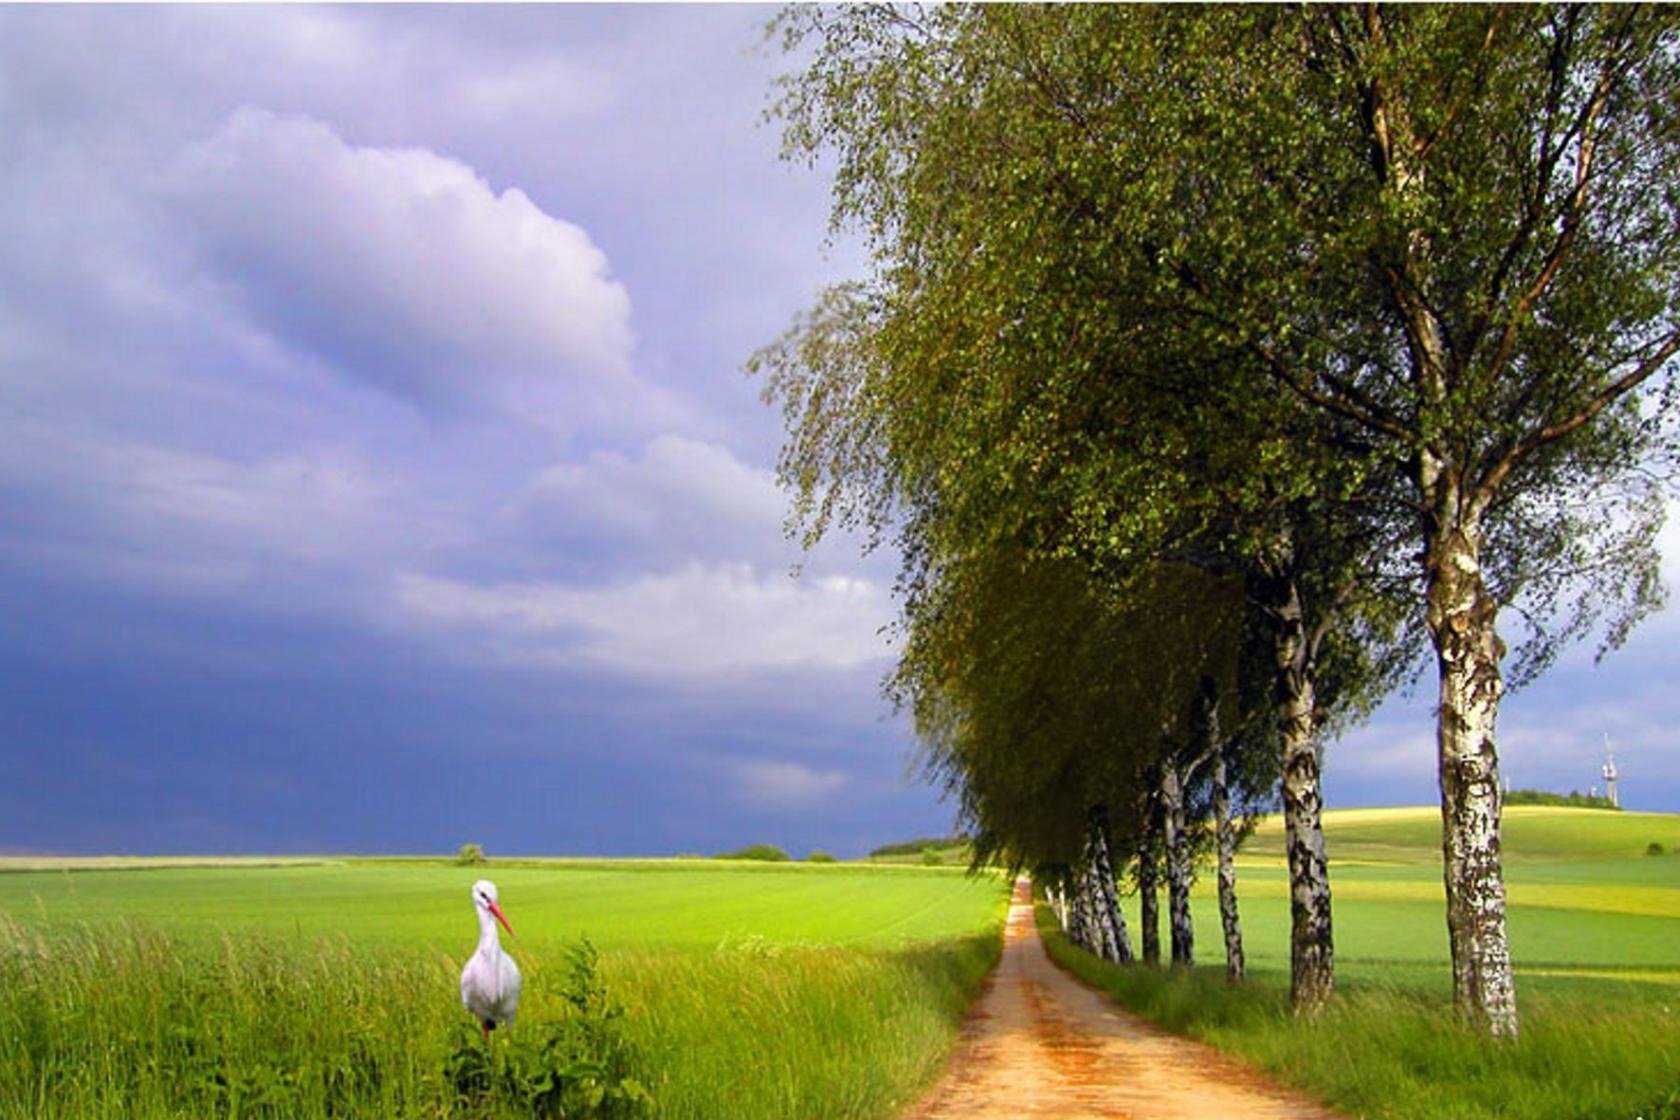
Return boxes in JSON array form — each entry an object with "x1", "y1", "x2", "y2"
[{"x1": 1, "y1": 6, "x2": 1675, "y2": 858}]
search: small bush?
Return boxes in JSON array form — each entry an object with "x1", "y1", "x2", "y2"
[
  {"x1": 1647, "y1": 842, "x2": 1666, "y2": 857},
  {"x1": 806, "y1": 850, "x2": 838, "y2": 863},
  {"x1": 457, "y1": 843, "x2": 486, "y2": 865},
  {"x1": 713, "y1": 844, "x2": 790, "y2": 862},
  {"x1": 1505, "y1": 788, "x2": 1620, "y2": 811},
  {"x1": 921, "y1": 850, "x2": 945, "y2": 866}
]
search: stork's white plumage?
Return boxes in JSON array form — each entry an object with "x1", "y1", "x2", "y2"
[{"x1": 460, "y1": 879, "x2": 522, "y2": 1039}]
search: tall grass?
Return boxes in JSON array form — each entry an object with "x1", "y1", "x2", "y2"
[
  {"x1": 620, "y1": 936, "x2": 998, "y2": 1119},
  {"x1": 0, "y1": 916, "x2": 1000, "y2": 1119},
  {"x1": 1037, "y1": 907, "x2": 1680, "y2": 1120}
]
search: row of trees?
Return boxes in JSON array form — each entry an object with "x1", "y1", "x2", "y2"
[{"x1": 755, "y1": 4, "x2": 1679, "y2": 1038}]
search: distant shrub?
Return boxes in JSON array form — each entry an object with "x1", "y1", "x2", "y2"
[
  {"x1": 1505, "y1": 788, "x2": 1620, "y2": 811},
  {"x1": 457, "y1": 843, "x2": 486, "y2": 865},
  {"x1": 921, "y1": 850, "x2": 945, "y2": 866},
  {"x1": 713, "y1": 844, "x2": 790, "y2": 862},
  {"x1": 806, "y1": 850, "x2": 838, "y2": 863},
  {"x1": 1648, "y1": 842, "x2": 1666, "y2": 857},
  {"x1": 869, "y1": 835, "x2": 968, "y2": 858}
]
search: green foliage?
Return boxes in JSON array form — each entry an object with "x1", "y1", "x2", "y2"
[
  {"x1": 445, "y1": 940, "x2": 650, "y2": 1119},
  {"x1": 757, "y1": 2, "x2": 1421, "y2": 888},
  {"x1": 805, "y1": 850, "x2": 838, "y2": 863},
  {"x1": 457, "y1": 843, "x2": 486, "y2": 865},
  {"x1": 1649, "y1": 842, "x2": 1668, "y2": 857},
  {"x1": 763, "y1": 2, "x2": 1680, "y2": 1033},
  {"x1": 712, "y1": 844, "x2": 791, "y2": 862},
  {"x1": 1506, "y1": 788, "x2": 1621, "y2": 811}
]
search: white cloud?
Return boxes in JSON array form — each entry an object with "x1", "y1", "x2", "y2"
[
  {"x1": 514, "y1": 434, "x2": 789, "y2": 568},
  {"x1": 166, "y1": 108, "x2": 647, "y2": 427},
  {"x1": 533, "y1": 434, "x2": 784, "y2": 531},
  {"x1": 733, "y1": 760, "x2": 848, "y2": 807},
  {"x1": 393, "y1": 562, "x2": 895, "y2": 678}
]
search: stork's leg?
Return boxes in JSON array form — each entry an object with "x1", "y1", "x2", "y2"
[{"x1": 481, "y1": 1019, "x2": 494, "y2": 1041}]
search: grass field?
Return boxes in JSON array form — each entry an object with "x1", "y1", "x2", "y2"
[
  {"x1": 1047, "y1": 805, "x2": 1680, "y2": 1120},
  {"x1": 5, "y1": 807, "x2": 1675, "y2": 1119},
  {"x1": 1227, "y1": 806, "x2": 1680, "y2": 990},
  {"x1": 0, "y1": 860, "x2": 1009, "y2": 1119},
  {"x1": 0, "y1": 859, "x2": 1001, "y2": 949}
]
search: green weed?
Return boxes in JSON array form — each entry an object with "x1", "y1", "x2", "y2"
[{"x1": 444, "y1": 941, "x2": 650, "y2": 1119}]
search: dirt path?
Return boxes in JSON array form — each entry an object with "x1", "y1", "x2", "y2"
[{"x1": 907, "y1": 879, "x2": 1344, "y2": 1120}]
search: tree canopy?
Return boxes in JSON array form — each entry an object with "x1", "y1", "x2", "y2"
[{"x1": 759, "y1": 3, "x2": 1680, "y2": 1037}]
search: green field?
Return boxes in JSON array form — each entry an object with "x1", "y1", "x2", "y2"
[
  {"x1": 0, "y1": 859, "x2": 1001, "y2": 950},
  {"x1": 0, "y1": 860, "x2": 1009, "y2": 1120},
  {"x1": 1225, "y1": 806, "x2": 1680, "y2": 989},
  {"x1": 5, "y1": 808, "x2": 1676, "y2": 1120},
  {"x1": 1049, "y1": 805, "x2": 1680, "y2": 1120}
]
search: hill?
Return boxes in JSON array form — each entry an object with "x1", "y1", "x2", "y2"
[{"x1": 1247, "y1": 804, "x2": 1680, "y2": 865}]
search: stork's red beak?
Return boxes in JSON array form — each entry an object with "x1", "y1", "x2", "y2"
[{"x1": 488, "y1": 899, "x2": 515, "y2": 938}]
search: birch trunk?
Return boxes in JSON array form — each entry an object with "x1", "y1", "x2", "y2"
[
  {"x1": 1422, "y1": 465, "x2": 1518, "y2": 1037},
  {"x1": 1137, "y1": 796, "x2": 1161, "y2": 967},
  {"x1": 1160, "y1": 764, "x2": 1195, "y2": 967},
  {"x1": 1362, "y1": 12, "x2": 1517, "y2": 1035},
  {"x1": 1259, "y1": 539, "x2": 1334, "y2": 1011},
  {"x1": 1084, "y1": 804, "x2": 1134, "y2": 964},
  {"x1": 1214, "y1": 749, "x2": 1246, "y2": 984},
  {"x1": 1066, "y1": 867, "x2": 1091, "y2": 951}
]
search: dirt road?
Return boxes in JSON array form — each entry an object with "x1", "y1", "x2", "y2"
[{"x1": 907, "y1": 880, "x2": 1344, "y2": 1120}]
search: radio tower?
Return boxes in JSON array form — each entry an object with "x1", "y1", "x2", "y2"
[{"x1": 1601, "y1": 737, "x2": 1620, "y2": 809}]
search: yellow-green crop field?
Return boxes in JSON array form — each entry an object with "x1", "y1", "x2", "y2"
[{"x1": 1226, "y1": 806, "x2": 1680, "y2": 989}]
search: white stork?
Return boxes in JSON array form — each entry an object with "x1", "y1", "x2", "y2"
[{"x1": 460, "y1": 879, "x2": 522, "y2": 1039}]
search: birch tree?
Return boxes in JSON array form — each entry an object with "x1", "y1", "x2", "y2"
[
  {"x1": 760, "y1": 4, "x2": 1416, "y2": 1013},
  {"x1": 1036, "y1": 5, "x2": 1679, "y2": 1036},
  {"x1": 763, "y1": 5, "x2": 1679, "y2": 1036}
]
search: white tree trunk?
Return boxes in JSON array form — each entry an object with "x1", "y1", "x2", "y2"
[
  {"x1": 1160, "y1": 766, "x2": 1195, "y2": 967},
  {"x1": 1261, "y1": 540, "x2": 1334, "y2": 1011},
  {"x1": 1214, "y1": 749, "x2": 1246, "y2": 984},
  {"x1": 1066, "y1": 868, "x2": 1091, "y2": 951},
  {"x1": 1422, "y1": 466, "x2": 1519, "y2": 1037},
  {"x1": 1084, "y1": 805, "x2": 1134, "y2": 964}
]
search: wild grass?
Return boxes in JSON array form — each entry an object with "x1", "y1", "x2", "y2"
[
  {"x1": 0, "y1": 864, "x2": 1007, "y2": 1120},
  {"x1": 1042, "y1": 908, "x2": 1680, "y2": 1120},
  {"x1": 620, "y1": 934, "x2": 999, "y2": 1119}
]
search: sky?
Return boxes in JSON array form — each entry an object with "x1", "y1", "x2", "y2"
[{"x1": 1, "y1": 6, "x2": 1676, "y2": 859}]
